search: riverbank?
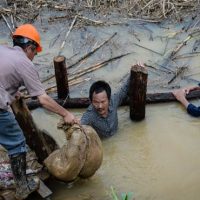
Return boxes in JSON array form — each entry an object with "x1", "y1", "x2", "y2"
[{"x1": 1, "y1": 1, "x2": 200, "y2": 98}]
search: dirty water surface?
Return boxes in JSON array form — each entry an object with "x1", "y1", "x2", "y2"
[
  {"x1": 1, "y1": 7, "x2": 200, "y2": 200},
  {"x1": 23, "y1": 16, "x2": 200, "y2": 200},
  {"x1": 31, "y1": 101, "x2": 200, "y2": 200}
]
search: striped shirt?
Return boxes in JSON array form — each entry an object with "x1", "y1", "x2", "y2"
[
  {"x1": 81, "y1": 77, "x2": 129, "y2": 138},
  {"x1": 0, "y1": 45, "x2": 45, "y2": 110}
]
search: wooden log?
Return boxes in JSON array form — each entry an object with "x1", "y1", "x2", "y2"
[
  {"x1": 54, "y1": 56, "x2": 69, "y2": 99},
  {"x1": 26, "y1": 90, "x2": 200, "y2": 110},
  {"x1": 129, "y1": 64, "x2": 148, "y2": 121},
  {"x1": 26, "y1": 97, "x2": 90, "y2": 110},
  {"x1": 11, "y1": 98, "x2": 58, "y2": 163}
]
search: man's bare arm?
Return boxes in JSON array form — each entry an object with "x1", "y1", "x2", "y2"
[{"x1": 37, "y1": 93, "x2": 79, "y2": 125}]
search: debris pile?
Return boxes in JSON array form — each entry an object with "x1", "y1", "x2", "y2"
[
  {"x1": 0, "y1": 0, "x2": 74, "y2": 24},
  {"x1": 0, "y1": 0, "x2": 200, "y2": 24},
  {"x1": 0, "y1": 145, "x2": 48, "y2": 200},
  {"x1": 100, "y1": 0, "x2": 200, "y2": 21}
]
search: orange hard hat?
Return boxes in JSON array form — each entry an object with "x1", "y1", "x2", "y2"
[{"x1": 13, "y1": 24, "x2": 42, "y2": 52}]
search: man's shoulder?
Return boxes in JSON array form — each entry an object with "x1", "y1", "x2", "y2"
[
  {"x1": 109, "y1": 95, "x2": 116, "y2": 107},
  {"x1": 82, "y1": 104, "x2": 98, "y2": 117},
  {"x1": 81, "y1": 104, "x2": 96, "y2": 124},
  {"x1": 0, "y1": 45, "x2": 30, "y2": 64},
  {"x1": 0, "y1": 45, "x2": 22, "y2": 53},
  {"x1": 0, "y1": 45, "x2": 14, "y2": 55},
  {"x1": 85, "y1": 104, "x2": 95, "y2": 112}
]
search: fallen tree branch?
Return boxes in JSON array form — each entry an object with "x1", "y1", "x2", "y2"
[
  {"x1": 169, "y1": 29, "x2": 200, "y2": 59},
  {"x1": 68, "y1": 32, "x2": 117, "y2": 69},
  {"x1": 41, "y1": 53, "x2": 131, "y2": 93},
  {"x1": 168, "y1": 66, "x2": 187, "y2": 84},
  {"x1": 69, "y1": 52, "x2": 131, "y2": 80},
  {"x1": 132, "y1": 42, "x2": 163, "y2": 56},
  {"x1": 41, "y1": 32, "x2": 117, "y2": 84},
  {"x1": 173, "y1": 52, "x2": 200, "y2": 60},
  {"x1": 58, "y1": 15, "x2": 78, "y2": 56},
  {"x1": 170, "y1": 35, "x2": 192, "y2": 59},
  {"x1": 45, "y1": 77, "x2": 91, "y2": 94},
  {"x1": 1, "y1": 13, "x2": 13, "y2": 34},
  {"x1": 78, "y1": 15, "x2": 105, "y2": 25}
]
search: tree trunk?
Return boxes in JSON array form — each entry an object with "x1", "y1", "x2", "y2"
[
  {"x1": 54, "y1": 56, "x2": 69, "y2": 99},
  {"x1": 11, "y1": 98, "x2": 58, "y2": 163},
  {"x1": 26, "y1": 90, "x2": 200, "y2": 110},
  {"x1": 129, "y1": 64, "x2": 148, "y2": 121}
]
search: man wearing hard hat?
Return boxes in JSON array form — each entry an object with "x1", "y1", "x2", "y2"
[{"x1": 0, "y1": 24, "x2": 78, "y2": 199}]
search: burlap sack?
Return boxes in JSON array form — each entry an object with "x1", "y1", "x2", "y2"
[
  {"x1": 79, "y1": 125, "x2": 103, "y2": 178},
  {"x1": 44, "y1": 124, "x2": 103, "y2": 182},
  {"x1": 44, "y1": 125, "x2": 87, "y2": 182}
]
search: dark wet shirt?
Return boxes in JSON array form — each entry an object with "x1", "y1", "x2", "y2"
[
  {"x1": 81, "y1": 77, "x2": 129, "y2": 138},
  {"x1": 187, "y1": 103, "x2": 200, "y2": 117}
]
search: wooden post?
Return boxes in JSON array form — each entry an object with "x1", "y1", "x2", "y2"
[
  {"x1": 129, "y1": 64, "x2": 148, "y2": 121},
  {"x1": 11, "y1": 98, "x2": 58, "y2": 163},
  {"x1": 54, "y1": 56, "x2": 69, "y2": 99}
]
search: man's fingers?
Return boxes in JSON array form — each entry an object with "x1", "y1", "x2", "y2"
[
  {"x1": 70, "y1": 118, "x2": 80, "y2": 125},
  {"x1": 74, "y1": 118, "x2": 80, "y2": 125},
  {"x1": 185, "y1": 89, "x2": 189, "y2": 94}
]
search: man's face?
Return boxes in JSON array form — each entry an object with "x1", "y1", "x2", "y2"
[
  {"x1": 92, "y1": 90, "x2": 109, "y2": 118},
  {"x1": 25, "y1": 45, "x2": 37, "y2": 61}
]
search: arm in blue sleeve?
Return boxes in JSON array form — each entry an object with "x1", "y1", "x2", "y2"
[
  {"x1": 81, "y1": 111, "x2": 91, "y2": 125},
  {"x1": 113, "y1": 75, "x2": 130, "y2": 107},
  {"x1": 187, "y1": 103, "x2": 200, "y2": 117}
]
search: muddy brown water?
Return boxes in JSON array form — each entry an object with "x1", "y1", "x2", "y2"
[
  {"x1": 1, "y1": 10, "x2": 200, "y2": 200},
  {"x1": 31, "y1": 101, "x2": 200, "y2": 200}
]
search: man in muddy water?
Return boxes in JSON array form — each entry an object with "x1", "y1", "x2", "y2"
[
  {"x1": 0, "y1": 24, "x2": 79, "y2": 199},
  {"x1": 81, "y1": 62, "x2": 145, "y2": 138},
  {"x1": 172, "y1": 85, "x2": 200, "y2": 116}
]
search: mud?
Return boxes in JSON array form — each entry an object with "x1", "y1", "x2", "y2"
[{"x1": 1, "y1": 1, "x2": 200, "y2": 200}]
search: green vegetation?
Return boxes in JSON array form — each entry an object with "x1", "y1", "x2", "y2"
[{"x1": 111, "y1": 186, "x2": 134, "y2": 200}]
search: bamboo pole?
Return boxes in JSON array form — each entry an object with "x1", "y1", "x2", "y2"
[
  {"x1": 132, "y1": 42, "x2": 163, "y2": 56},
  {"x1": 68, "y1": 32, "x2": 117, "y2": 69},
  {"x1": 69, "y1": 53, "x2": 130, "y2": 81},
  {"x1": 1, "y1": 14, "x2": 13, "y2": 35},
  {"x1": 40, "y1": 53, "x2": 130, "y2": 94},
  {"x1": 168, "y1": 66, "x2": 187, "y2": 84},
  {"x1": 41, "y1": 32, "x2": 117, "y2": 84},
  {"x1": 58, "y1": 15, "x2": 78, "y2": 56}
]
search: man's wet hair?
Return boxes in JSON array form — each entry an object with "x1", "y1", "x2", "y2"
[{"x1": 89, "y1": 80, "x2": 111, "y2": 101}]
